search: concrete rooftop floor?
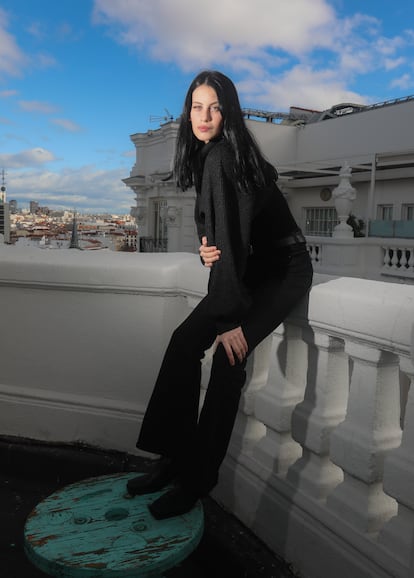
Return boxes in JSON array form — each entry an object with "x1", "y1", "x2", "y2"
[{"x1": 0, "y1": 437, "x2": 298, "y2": 578}]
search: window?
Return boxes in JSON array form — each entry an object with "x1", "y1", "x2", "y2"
[
  {"x1": 402, "y1": 204, "x2": 414, "y2": 220},
  {"x1": 143, "y1": 198, "x2": 168, "y2": 252},
  {"x1": 153, "y1": 199, "x2": 168, "y2": 241},
  {"x1": 376, "y1": 205, "x2": 393, "y2": 221},
  {"x1": 305, "y1": 207, "x2": 338, "y2": 236}
]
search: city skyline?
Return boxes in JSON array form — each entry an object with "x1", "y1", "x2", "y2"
[{"x1": 1, "y1": 0, "x2": 414, "y2": 213}]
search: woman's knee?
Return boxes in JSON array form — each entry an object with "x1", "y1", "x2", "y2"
[
  {"x1": 167, "y1": 324, "x2": 209, "y2": 361},
  {"x1": 210, "y1": 345, "x2": 247, "y2": 392}
]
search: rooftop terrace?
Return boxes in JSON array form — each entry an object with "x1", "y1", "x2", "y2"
[{"x1": 1, "y1": 244, "x2": 413, "y2": 578}]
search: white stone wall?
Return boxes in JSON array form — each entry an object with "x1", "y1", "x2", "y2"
[
  {"x1": 295, "y1": 100, "x2": 414, "y2": 165},
  {"x1": 129, "y1": 122, "x2": 179, "y2": 177},
  {"x1": 0, "y1": 245, "x2": 207, "y2": 451},
  {"x1": 1, "y1": 245, "x2": 414, "y2": 577}
]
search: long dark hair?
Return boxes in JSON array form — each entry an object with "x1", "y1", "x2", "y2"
[{"x1": 174, "y1": 70, "x2": 277, "y2": 192}]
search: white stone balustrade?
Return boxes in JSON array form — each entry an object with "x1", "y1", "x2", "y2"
[
  {"x1": 0, "y1": 245, "x2": 414, "y2": 578},
  {"x1": 307, "y1": 235, "x2": 414, "y2": 283},
  {"x1": 382, "y1": 246, "x2": 414, "y2": 277}
]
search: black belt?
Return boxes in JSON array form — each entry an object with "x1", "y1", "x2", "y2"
[{"x1": 274, "y1": 231, "x2": 307, "y2": 248}]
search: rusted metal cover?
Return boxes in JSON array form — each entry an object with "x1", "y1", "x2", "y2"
[{"x1": 24, "y1": 472, "x2": 204, "y2": 577}]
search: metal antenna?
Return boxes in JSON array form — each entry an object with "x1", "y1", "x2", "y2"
[
  {"x1": 0, "y1": 169, "x2": 6, "y2": 201},
  {"x1": 149, "y1": 108, "x2": 174, "y2": 124}
]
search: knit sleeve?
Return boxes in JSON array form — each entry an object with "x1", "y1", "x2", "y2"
[{"x1": 200, "y1": 143, "x2": 254, "y2": 333}]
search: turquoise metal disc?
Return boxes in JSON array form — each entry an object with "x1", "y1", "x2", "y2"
[{"x1": 24, "y1": 472, "x2": 204, "y2": 577}]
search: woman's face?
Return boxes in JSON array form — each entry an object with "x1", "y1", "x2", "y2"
[{"x1": 190, "y1": 84, "x2": 223, "y2": 143}]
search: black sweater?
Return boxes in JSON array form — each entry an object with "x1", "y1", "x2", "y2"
[{"x1": 194, "y1": 139, "x2": 300, "y2": 334}]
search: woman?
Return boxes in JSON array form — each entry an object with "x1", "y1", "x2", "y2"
[{"x1": 127, "y1": 70, "x2": 313, "y2": 519}]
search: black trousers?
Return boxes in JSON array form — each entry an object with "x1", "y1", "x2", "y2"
[{"x1": 137, "y1": 245, "x2": 313, "y2": 495}]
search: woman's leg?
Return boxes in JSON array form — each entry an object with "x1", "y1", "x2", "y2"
[
  {"x1": 127, "y1": 297, "x2": 217, "y2": 496},
  {"x1": 147, "y1": 249, "x2": 313, "y2": 515},
  {"x1": 190, "y1": 248, "x2": 313, "y2": 495},
  {"x1": 136, "y1": 296, "x2": 217, "y2": 459},
  {"x1": 243, "y1": 248, "x2": 313, "y2": 351}
]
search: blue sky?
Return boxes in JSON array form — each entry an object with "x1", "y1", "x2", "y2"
[{"x1": 1, "y1": 0, "x2": 414, "y2": 214}]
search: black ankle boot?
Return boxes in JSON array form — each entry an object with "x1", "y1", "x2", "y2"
[
  {"x1": 148, "y1": 484, "x2": 199, "y2": 519},
  {"x1": 126, "y1": 457, "x2": 177, "y2": 496}
]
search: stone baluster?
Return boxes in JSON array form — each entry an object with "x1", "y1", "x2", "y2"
[
  {"x1": 252, "y1": 322, "x2": 308, "y2": 478},
  {"x1": 383, "y1": 247, "x2": 391, "y2": 269},
  {"x1": 307, "y1": 243, "x2": 321, "y2": 265},
  {"x1": 408, "y1": 248, "x2": 414, "y2": 272},
  {"x1": 390, "y1": 247, "x2": 399, "y2": 271},
  {"x1": 286, "y1": 330, "x2": 348, "y2": 499},
  {"x1": 378, "y1": 355, "x2": 414, "y2": 570},
  {"x1": 399, "y1": 249, "x2": 408, "y2": 271},
  {"x1": 327, "y1": 342, "x2": 402, "y2": 533},
  {"x1": 228, "y1": 336, "x2": 272, "y2": 457}
]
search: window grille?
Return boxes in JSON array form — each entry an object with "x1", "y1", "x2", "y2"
[
  {"x1": 305, "y1": 207, "x2": 338, "y2": 236},
  {"x1": 152, "y1": 199, "x2": 168, "y2": 242}
]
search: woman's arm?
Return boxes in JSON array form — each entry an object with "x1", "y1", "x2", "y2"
[
  {"x1": 200, "y1": 142, "x2": 254, "y2": 334},
  {"x1": 200, "y1": 236, "x2": 248, "y2": 365}
]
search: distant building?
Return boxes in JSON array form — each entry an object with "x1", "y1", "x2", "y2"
[
  {"x1": 69, "y1": 213, "x2": 81, "y2": 249},
  {"x1": 0, "y1": 202, "x2": 10, "y2": 244},
  {"x1": 0, "y1": 179, "x2": 10, "y2": 243},
  {"x1": 121, "y1": 228, "x2": 138, "y2": 251},
  {"x1": 9, "y1": 200, "x2": 17, "y2": 214},
  {"x1": 30, "y1": 201, "x2": 39, "y2": 214}
]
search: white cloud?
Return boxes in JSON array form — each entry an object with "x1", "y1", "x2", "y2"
[
  {"x1": 19, "y1": 100, "x2": 60, "y2": 114},
  {"x1": 122, "y1": 149, "x2": 135, "y2": 158},
  {"x1": 26, "y1": 21, "x2": 46, "y2": 41},
  {"x1": 375, "y1": 34, "x2": 405, "y2": 56},
  {"x1": 390, "y1": 73, "x2": 413, "y2": 90},
  {"x1": 0, "y1": 8, "x2": 57, "y2": 81},
  {"x1": 0, "y1": 7, "x2": 28, "y2": 77},
  {"x1": 93, "y1": 0, "x2": 336, "y2": 68},
  {"x1": 0, "y1": 116, "x2": 14, "y2": 125},
  {"x1": 384, "y1": 57, "x2": 406, "y2": 71},
  {"x1": 51, "y1": 118, "x2": 83, "y2": 132},
  {"x1": 239, "y1": 65, "x2": 366, "y2": 110},
  {"x1": 0, "y1": 147, "x2": 56, "y2": 168},
  {"x1": 92, "y1": 0, "x2": 414, "y2": 108},
  {"x1": 36, "y1": 52, "x2": 58, "y2": 69},
  {"x1": 0, "y1": 89, "x2": 18, "y2": 98},
  {"x1": 7, "y1": 166, "x2": 133, "y2": 213}
]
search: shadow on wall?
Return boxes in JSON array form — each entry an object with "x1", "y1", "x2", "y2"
[{"x1": 216, "y1": 290, "x2": 317, "y2": 570}]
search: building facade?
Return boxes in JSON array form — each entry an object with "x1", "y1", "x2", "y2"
[
  {"x1": 123, "y1": 122, "x2": 198, "y2": 254},
  {"x1": 123, "y1": 95, "x2": 414, "y2": 281}
]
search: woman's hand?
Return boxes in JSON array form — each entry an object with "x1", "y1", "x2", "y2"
[
  {"x1": 199, "y1": 236, "x2": 221, "y2": 267},
  {"x1": 216, "y1": 326, "x2": 248, "y2": 366}
]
